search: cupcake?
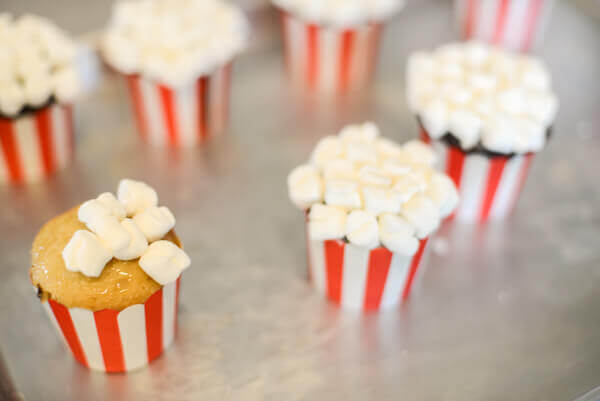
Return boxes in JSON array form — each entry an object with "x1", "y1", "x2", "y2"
[
  {"x1": 272, "y1": 0, "x2": 404, "y2": 94},
  {"x1": 406, "y1": 42, "x2": 558, "y2": 222},
  {"x1": 102, "y1": 0, "x2": 248, "y2": 147},
  {"x1": 287, "y1": 122, "x2": 458, "y2": 310},
  {"x1": 454, "y1": 0, "x2": 554, "y2": 52},
  {"x1": 30, "y1": 179, "x2": 191, "y2": 372},
  {"x1": 0, "y1": 14, "x2": 81, "y2": 184}
]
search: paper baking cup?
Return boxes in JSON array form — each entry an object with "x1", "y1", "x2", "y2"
[
  {"x1": 123, "y1": 63, "x2": 232, "y2": 147},
  {"x1": 306, "y1": 235, "x2": 429, "y2": 310},
  {"x1": 278, "y1": 10, "x2": 383, "y2": 94},
  {"x1": 454, "y1": 0, "x2": 554, "y2": 52},
  {"x1": 421, "y1": 128, "x2": 534, "y2": 223},
  {"x1": 42, "y1": 277, "x2": 181, "y2": 373},
  {"x1": 0, "y1": 103, "x2": 73, "y2": 185}
]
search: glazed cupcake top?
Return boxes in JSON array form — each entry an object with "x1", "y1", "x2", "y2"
[
  {"x1": 287, "y1": 122, "x2": 458, "y2": 257},
  {"x1": 272, "y1": 0, "x2": 404, "y2": 26},
  {"x1": 102, "y1": 0, "x2": 248, "y2": 87},
  {"x1": 407, "y1": 41, "x2": 558, "y2": 155},
  {"x1": 0, "y1": 13, "x2": 81, "y2": 117},
  {"x1": 30, "y1": 179, "x2": 190, "y2": 311}
]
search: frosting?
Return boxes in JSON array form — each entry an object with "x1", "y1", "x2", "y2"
[
  {"x1": 138, "y1": 241, "x2": 191, "y2": 285},
  {"x1": 102, "y1": 0, "x2": 248, "y2": 87},
  {"x1": 288, "y1": 122, "x2": 459, "y2": 255},
  {"x1": 271, "y1": 0, "x2": 404, "y2": 27},
  {"x1": 0, "y1": 13, "x2": 81, "y2": 116},
  {"x1": 407, "y1": 41, "x2": 558, "y2": 154},
  {"x1": 62, "y1": 179, "x2": 189, "y2": 284}
]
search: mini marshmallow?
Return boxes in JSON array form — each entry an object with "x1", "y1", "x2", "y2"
[
  {"x1": 345, "y1": 210, "x2": 379, "y2": 248},
  {"x1": 345, "y1": 142, "x2": 378, "y2": 165},
  {"x1": 133, "y1": 206, "x2": 176, "y2": 242},
  {"x1": 288, "y1": 164, "x2": 324, "y2": 209},
  {"x1": 79, "y1": 198, "x2": 130, "y2": 252},
  {"x1": 393, "y1": 174, "x2": 425, "y2": 202},
  {"x1": 0, "y1": 83, "x2": 25, "y2": 116},
  {"x1": 420, "y1": 98, "x2": 449, "y2": 139},
  {"x1": 323, "y1": 159, "x2": 356, "y2": 181},
  {"x1": 117, "y1": 179, "x2": 159, "y2": 216},
  {"x1": 324, "y1": 180, "x2": 362, "y2": 209},
  {"x1": 138, "y1": 240, "x2": 190, "y2": 285},
  {"x1": 376, "y1": 137, "x2": 405, "y2": 159},
  {"x1": 362, "y1": 187, "x2": 403, "y2": 215},
  {"x1": 96, "y1": 192, "x2": 127, "y2": 219},
  {"x1": 308, "y1": 204, "x2": 347, "y2": 241},
  {"x1": 402, "y1": 140, "x2": 436, "y2": 166},
  {"x1": 62, "y1": 230, "x2": 113, "y2": 278},
  {"x1": 78, "y1": 199, "x2": 111, "y2": 224},
  {"x1": 339, "y1": 122, "x2": 379, "y2": 144},
  {"x1": 113, "y1": 218, "x2": 148, "y2": 260},
  {"x1": 426, "y1": 173, "x2": 459, "y2": 218},
  {"x1": 401, "y1": 193, "x2": 439, "y2": 238},
  {"x1": 378, "y1": 213, "x2": 419, "y2": 257},
  {"x1": 448, "y1": 109, "x2": 482, "y2": 149},
  {"x1": 357, "y1": 165, "x2": 392, "y2": 187},
  {"x1": 311, "y1": 136, "x2": 344, "y2": 168}
]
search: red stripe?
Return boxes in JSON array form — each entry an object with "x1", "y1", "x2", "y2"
[
  {"x1": 48, "y1": 300, "x2": 88, "y2": 367},
  {"x1": 446, "y1": 146, "x2": 466, "y2": 190},
  {"x1": 492, "y1": 0, "x2": 511, "y2": 44},
  {"x1": 480, "y1": 157, "x2": 508, "y2": 222},
  {"x1": 338, "y1": 30, "x2": 355, "y2": 93},
  {"x1": 419, "y1": 127, "x2": 431, "y2": 144},
  {"x1": 126, "y1": 75, "x2": 148, "y2": 141},
  {"x1": 144, "y1": 287, "x2": 163, "y2": 363},
  {"x1": 280, "y1": 11, "x2": 290, "y2": 77},
  {"x1": 158, "y1": 85, "x2": 179, "y2": 146},
  {"x1": 306, "y1": 24, "x2": 319, "y2": 89},
  {"x1": 35, "y1": 107, "x2": 55, "y2": 177},
  {"x1": 324, "y1": 239, "x2": 345, "y2": 305},
  {"x1": 402, "y1": 238, "x2": 428, "y2": 301},
  {"x1": 0, "y1": 118, "x2": 23, "y2": 183},
  {"x1": 464, "y1": 0, "x2": 478, "y2": 38},
  {"x1": 510, "y1": 153, "x2": 534, "y2": 214},
  {"x1": 94, "y1": 309, "x2": 125, "y2": 372},
  {"x1": 521, "y1": 0, "x2": 544, "y2": 51},
  {"x1": 367, "y1": 24, "x2": 383, "y2": 80},
  {"x1": 196, "y1": 77, "x2": 209, "y2": 143},
  {"x1": 64, "y1": 105, "x2": 74, "y2": 156},
  {"x1": 363, "y1": 248, "x2": 393, "y2": 310},
  {"x1": 175, "y1": 277, "x2": 181, "y2": 335}
]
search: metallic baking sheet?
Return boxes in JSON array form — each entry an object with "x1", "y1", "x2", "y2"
[{"x1": 1, "y1": 1, "x2": 599, "y2": 400}]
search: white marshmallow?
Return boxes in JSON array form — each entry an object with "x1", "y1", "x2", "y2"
[
  {"x1": 401, "y1": 194, "x2": 439, "y2": 238},
  {"x1": 345, "y1": 142, "x2": 377, "y2": 164},
  {"x1": 311, "y1": 136, "x2": 344, "y2": 168},
  {"x1": 53, "y1": 67, "x2": 79, "y2": 102},
  {"x1": 308, "y1": 204, "x2": 347, "y2": 241},
  {"x1": 357, "y1": 165, "x2": 391, "y2": 187},
  {"x1": 380, "y1": 159, "x2": 412, "y2": 178},
  {"x1": 288, "y1": 164, "x2": 323, "y2": 209},
  {"x1": 362, "y1": 187, "x2": 403, "y2": 215},
  {"x1": 322, "y1": 159, "x2": 356, "y2": 181},
  {"x1": 117, "y1": 179, "x2": 158, "y2": 216},
  {"x1": 345, "y1": 210, "x2": 379, "y2": 248},
  {"x1": 392, "y1": 174, "x2": 425, "y2": 202},
  {"x1": 324, "y1": 180, "x2": 362, "y2": 209},
  {"x1": 113, "y1": 218, "x2": 148, "y2": 260},
  {"x1": 62, "y1": 230, "x2": 113, "y2": 278},
  {"x1": 79, "y1": 198, "x2": 131, "y2": 253},
  {"x1": 96, "y1": 192, "x2": 127, "y2": 219},
  {"x1": 339, "y1": 121, "x2": 379, "y2": 144},
  {"x1": 420, "y1": 98, "x2": 449, "y2": 139},
  {"x1": 0, "y1": 82, "x2": 25, "y2": 116},
  {"x1": 426, "y1": 173, "x2": 459, "y2": 218},
  {"x1": 378, "y1": 214, "x2": 419, "y2": 257},
  {"x1": 448, "y1": 109, "x2": 482, "y2": 149},
  {"x1": 376, "y1": 137, "x2": 405, "y2": 159},
  {"x1": 138, "y1": 240, "x2": 190, "y2": 285},
  {"x1": 481, "y1": 114, "x2": 516, "y2": 154},
  {"x1": 23, "y1": 72, "x2": 52, "y2": 107},
  {"x1": 133, "y1": 206, "x2": 176, "y2": 242},
  {"x1": 402, "y1": 140, "x2": 436, "y2": 166}
]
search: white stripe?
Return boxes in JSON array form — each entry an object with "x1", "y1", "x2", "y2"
[
  {"x1": 70, "y1": 308, "x2": 105, "y2": 371},
  {"x1": 285, "y1": 14, "x2": 306, "y2": 88},
  {"x1": 502, "y1": 0, "x2": 530, "y2": 51},
  {"x1": 209, "y1": 67, "x2": 224, "y2": 136},
  {"x1": 139, "y1": 78, "x2": 166, "y2": 146},
  {"x1": 475, "y1": 0, "x2": 497, "y2": 42},
  {"x1": 14, "y1": 114, "x2": 44, "y2": 182},
  {"x1": 42, "y1": 302, "x2": 66, "y2": 347},
  {"x1": 318, "y1": 26, "x2": 339, "y2": 93},
  {"x1": 488, "y1": 155, "x2": 524, "y2": 220},
  {"x1": 531, "y1": 0, "x2": 554, "y2": 49},
  {"x1": 455, "y1": 154, "x2": 489, "y2": 222},
  {"x1": 351, "y1": 25, "x2": 371, "y2": 89},
  {"x1": 162, "y1": 280, "x2": 177, "y2": 350},
  {"x1": 379, "y1": 253, "x2": 411, "y2": 308},
  {"x1": 340, "y1": 244, "x2": 370, "y2": 309},
  {"x1": 174, "y1": 83, "x2": 197, "y2": 147},
  {"x1": 308, "y1": 239, "x2": 326, "y2": 296},
  {"x1": 433, "y1": 140, "x2": 448, "y2": 172},
  {"x1": 118, "y1": 304, "x2": 148, "y2": 371},
  {"x1": 51, "y1": 104, "x2": 70, "y2": 169}
]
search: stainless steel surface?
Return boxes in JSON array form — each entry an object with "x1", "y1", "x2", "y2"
[{"x1": 1, "y1": 1, "x2": 600, "y2": 400}]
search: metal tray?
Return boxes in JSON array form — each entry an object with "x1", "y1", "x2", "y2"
[{"x1": 1, "y1": 1, "x2": 599, "y2": 400}]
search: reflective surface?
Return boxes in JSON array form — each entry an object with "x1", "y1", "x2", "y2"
[{"x1": 1, "y1": 1, "x2": 600, "y2": 400}]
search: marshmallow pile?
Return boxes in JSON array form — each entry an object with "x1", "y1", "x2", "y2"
[
  {"x1": 62, "y1": 179, "x2": 190, "y2": 285},
  {"x1": 407, "y1": 41, "x2": 558, "y2": 154},
  {"x1": 287, "y1": 122, "x2": 458, "y2": 257},
  {"x1": 102, "y1": 0, "x2": 248, "y2": 87},
  {"x1": 0, "y1": 13, "x2": 81, "y2": 117},
  {"x1": 272, "y1": 0, "x2": 404, "y2": 26}
]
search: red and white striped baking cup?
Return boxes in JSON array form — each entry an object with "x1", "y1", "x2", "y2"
[
  {"x1": 454, "y1": 0, "x2": 554, "y2": 52},
  {"x1": 123, "y1": 63, "x2": 232, "y2": 147},
  {"x1": 278, "y1": 10, "x2": 383, "y2": 94},
  {"x1": 42, "y1": 277, "x2": 181, "y2": 373},
  {"x1": 0, "y1": 103, "x2": 73, "y2": 185},
  {"x1": 306, "y1": 234, "x2": 429, "y2": 310},
  {"x1": 420, "y1": 129, "x2": 534, "y2": 223}
]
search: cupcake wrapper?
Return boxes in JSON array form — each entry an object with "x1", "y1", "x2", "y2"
[
  {"x1": 0, "y1": 104, "x2": 73, "y2": 185},
  {"x1": 123, "y1": 63, "x2": 232, "y2": 147},
  {"x1": 279, "y1": 10, "x2": 383, "y2": 93},
  {"x1": 307, "y1": 236, "x2": 429, "y2": 310},
  {"x1": 42, "y1": 277, "x2": 181, "y2": 373},
  {"x1": 421, "y1": 129, "x2": 534, "y2": 222},
  {"x1": 454, "y1": 0, "x2": 554, "y2": 52}
]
